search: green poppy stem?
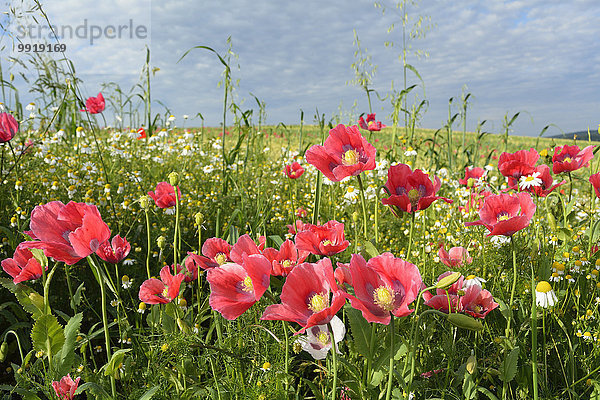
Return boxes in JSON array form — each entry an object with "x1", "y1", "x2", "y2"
[
  {"x1": 506, "y1": 236, "x2": 518, "y2": 337},
  {"x1": 328, "y1": 322, "x2": 338, "y2": 400},
  {"x1": 384, "y1": 316, "x2": 395, "y2": 400},
  {"x1": 357, "y1": 174, "x2": 368, "y2": 239}
]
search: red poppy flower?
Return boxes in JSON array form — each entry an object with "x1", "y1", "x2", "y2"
[
  {"x1": 358, "y1": 113, "x2": 386, "y2": 132},
  {"x1": 508, "y1": 164, "x2": 565, "y2": 197},
  {"x1": 206, "y1": 254, "x2": 271, "y2": 320},
  {"x1": 552, "y1": 145, "x2": 594, "y2": 174},
  {"x1": 498, "y1": 148, "x2": 539, "y2": 179},
  {"x1": 2, "y1": 247, "x2": 46, "y2": 284},
  {"x1": 261, "y1": 258, "x2": 345, "y2": 333},
  {"x1": 423, "y1": 271, "x2": 464, "y2": 313},
  {"x1": 590, "y1": 173, "x2": 600, "y2": 198},
  {"x1": 295, "y1": 220, "x2": 350, "y2": 256},
  {"x1": 95, "y1": 235, "x2": 131, "y2": 264},
  {"x1": 148, "y1": 182, "x2": 181, "y2": 209},
  {"x1": 458, "y1": 167, "x2": 486, "y2": 186},
  {"x1": 262, "y1": 239, "x2": 309, "y2": 276},
  {"x1": 285, "y1": 162, "x2": 305, "y2": 179},
  {"x1": 460, "y1": 285, "x2": 499, "y2": 318},
  {"x1": 138, "y1": 265, "x2": 185, "y2": 304},
  {"x1": 334, "y1": 262, "x2": 352, "y2": 287},
  {"x1": 0, "y1": 112, "x2": 18, "y2": 143},
  {"x1": 52, "y1": 374, "x2": 81, "y2": 400},
  {"x1": 305, "y1": 124, "x2": 376, "y2": 182},
  {"x1": 19, "y1": 201, "x2": 111, "y2": 265},
  {"x1": 344, "y1": 253, "x2": 422, "y2": 324},
  {"x1": 137, "y1": 127, "x2": 146, "y2": 140},
  {"x1": 287, "y1": 220, "x2": 309, "y2": 235},
  {"x1": 230, "y1": 234, "x2": 262, "y2": 264},
  {"x1": 438, "y1": 245, "x2": 472, "y2": 268},
  {"x1": 201, "y1": 238, "x2": 232, "y2": 266},
  {"x1": 465, "y1": 192, "x2": 536, "y2": 236},
  {"x1": 185, "y1": 251, "x2": 218, "y2": 271},
  {"x1": 81, "y1": 93, "x2": 105, "y2": 114},
  {"x1": 381, "y1": 163, "x2": 452, "y2": 215}
]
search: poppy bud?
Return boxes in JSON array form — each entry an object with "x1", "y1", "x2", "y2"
[
  {"x1": 0, "y1": 341, "x2": 8, "y2": 362},
  {"x1": 176, "y1": 318, "x2": 190, "y2": 334},
  {"x1": 436, "y1": 272, "x2": 461, "y2": 290},
  {"x1": 157, "y1": 235, "x2": 166, "y2": 250},
  {"x1": 547, "y1": 212, "x2": 557, "y2": 231},
  {"x1": 447, "y1": 313, "x2": 483, "y2": 331},
  {"x1": 139, "y1": 195, "x2": 149, "y2": 210},
  {"x1": 466, "y1": 354, "x2": 477, "y2": 374},
  {"x1": 195, "y1": 212, "x2": 204, "y2": 226},
  {"x1": 467, "y1": 178, "x2": 475, "y2": 188},
  {"x1": 352, "y1": 212, "x2": 359, "y2": 223},
  {"x1": 168, "y1": 171, "x2": 179, "y2": 187}
]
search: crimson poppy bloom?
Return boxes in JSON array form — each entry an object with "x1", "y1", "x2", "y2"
[
  {"x1": 52, "y1": 374, "x2": 81, "y2": 400},
  {"x1": 381, "y1": 163, "x2": 452, "y2": 215},
  {"x1": 465, "y1": 192, "x2": 536, "y2": 236},
  {"x1": 344, "y1": 253, "x2": 422, "y2": 324},
  {"x1": 206, "y1": 254, "x2": 271, "y2": 320},
  {"x1": 230, "y1": 234, "x2": 262, "y2": 264},
  {"x1": 81, "y1": 93, "x2": 105, "y2": 114},
  {"x1": 148, "y1": 182, "x2": 181, "y2": 209},
  {"x1": 438, "y1": 245, "x2": 472, "y2": 268},
  {"x1": 305, "y1": 124, "x2": 376, "y2": 182},
  {"x1": 261, "y1": 258, "x2": 345, "y2": 333},
  {"x1": 95, "y1": 235, "x2": 130, "y2": 264},
  {"x1": 458, "y1": 167, "x2": 486, "y2": 186},
  {"x1": 498, "y1": 148, "x2": 539, "y2": 179},
  {"x1": 285, "y1": 162, "x2": 305, "y2": 179},
  {"x1": 138, "y1": 265, "x2": 185, "y2": 304},
  {"x1": 295, "y1": 220, "x2": 350, "y2": 256},
  {"x1": 590, "y1": 173, "x2": 600, "y2": 198},
  {"x1": 2, "y1": 247, "x2": 46, "y2": 284},
  {"x1": 201, "y1": 238, "x2": 232, "y2": 266},
  {"x1": 185, "y1": 251, "x2": 218, "y2": 271},
  {"x1": 137, "y1": 127, "x2": 147, "y2": 140},
  {"x1": 0, "y1": 112, "x2": 18, "y2": 143},
  {"x1": 287, "y1": 220, "x2": 309, "y2": 235},
  {"x1": 334, "y1": 262, "x2": 352, "y2": 287},
  {"x1": 19, "y1": 201, "x2": 111, "y2": 265},
  {"x1": 509, "y1": 164, "x2": 565, "y2": 197},
  {"x1": 460, "y1": 285, "x2": 499, "y2": 318},
  {"x1": 262, "y1": 239, "x2": 309, "y2": 276},
  {"x1": 358, "y1": 113, "x2": 386, "y2": 132},
  {"x1": 552, "y1": 145, "x2": 594, "y2": 174}
]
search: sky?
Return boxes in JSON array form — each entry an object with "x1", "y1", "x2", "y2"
[{"x1": 3, "y1": 0, "x2": 600, "y2": 137}]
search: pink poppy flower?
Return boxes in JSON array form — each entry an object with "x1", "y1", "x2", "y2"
[
  {"x1": 358, "y1": 113, "x2": 386, "y2": 132},
  {"x1": 295, "y1": 220, "x2": 350, "y2": 256},
  {"x1": 138, "y1": 265, "x2": 185, "y2": 304},
  {"x1": 438, "y1": 245, "x2": 473, "y2": 268},
  {"x1": 423, "y1": 271, "x2": 465, "y2": 313},
  {"x1": 185, "y1": 251, "x2": 218, "y2": 271},
  {"x1": 261, "y1": 258, "x2": 346, "y2": 333},
  {"x1": 52, "y1": 374, "x2": 81, "y2": 400},
  {"x1": 508, "y1": 164, "x2": 565, "y2": 197},
  {"x1": 465, "y1": 192, "x2": 536, "y2": 236},
  {"x1": 206, "y1": 254, "x2": 271, "y2": 320},
  {"x1": 334, "y1": 262, "x2": 352, "y2": 287},
  {"x1": 148, "y1": 181, "x2": 181, "y2": 209},
  {"x1": 262, "y1": 239, "x2": 309, "y2": 276},
  {"x1": 287, "y1": 220, "x2": 309, "y2": 235},
  {"x1": 381, "y1": 163, "x2": 452, "y2": 215},
  {"x1": 19, "y1": 201, "x2": 111, "y2": 265},
  {"x1": 590, "y1": 173, "x2": 600, "y2": 198},
  {"x1": 80, "y1": 93, "x2": 105, "y2": 114},
  {"x1": 344, "y1": 253, "x2": 422, "y2": 324},
  {"x1": 498, "y1": 148, "x2": 539, "y2": 179},
  {"x1": 552, "y1": 145, "x2": 594, "y2": 174},
  {"x1": 0, "y1": 112, "x2": 18, "y2": 143},
  {"x1": 460, "y1": 285, "x2": 499, "y2": 318},
  {"x1": 305, "y1": 124, "x2": 376, "y2": 182},
  {"x1": 285, "y1": 162, "x2": 305, "y2": 179},
  {"x1": 458, "y1": 167, "x2": 486, "y2": 186},
  {"x1": 201, "y1": 238, "x2": 233, "y2": 266},
  {"x1": 95, "y1": 235, "x2": 131, "y2": 264},
  {"x1": 2, "y1": 247, "x2": 46, "y2": 284},
  {"x1": 230, "y1": 234, "x2": 262, "y2": 264}
]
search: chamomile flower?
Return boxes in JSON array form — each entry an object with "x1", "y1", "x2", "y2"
[
  {"x1": 463, "y1": 274, "x2": 487, "y2": 289},
  {"x1": 137, "y1": 302, "x2": 147, "y2": 314},
  {"x1": 535, "y1": 281, "x2": 558, "y2": 308},
  {"x1": 519, "y1": 172, "x2": 542, "y2": 190},
  {"x1": 294, "y1": 315, "x2": 345, "y2": 360},
  {"x1": 260, "y1": 362, "x2": 271, "y2": 372}
]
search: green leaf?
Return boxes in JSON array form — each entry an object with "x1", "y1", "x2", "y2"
[
  {"x1": 0, "y1": 278, "x2": 45, "y2": 318},
  {"x1": 75, "y1": 382, "x2": 111, "y2": 399},
  {"x1": 104, "y1": 348, "x2": 131, "y2": 377},
  {"x1": 499, "y1": 347, "x2": 519, "y2": 383},
  {"x1": 362, "y1": 240, "x2": 380, "y2": 259},
  {"x1": 138, "y1": 386, "x2": 161, "y2": 400},
  {"x1": 347, "y1": 308, "x2": 372, "y2": 360},
  {"x1": 31, "y1": 314, "x2": 65, "y2": 358},
  {"x1": 54, "y1": 313, "x2": 82, "y2": 376}
]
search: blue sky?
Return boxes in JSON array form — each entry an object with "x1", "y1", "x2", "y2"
[{"x1": 4, "y1": 0, "x2": 600, "y2": 137}]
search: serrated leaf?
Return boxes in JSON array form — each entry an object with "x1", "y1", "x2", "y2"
[
  {"x1": 0, "y1": 278, "x2": 44, "y2": 318},
  {"x1": 499, "y1": 347, "x2": 519, "y2": 383},
  {"x1": 54, "y1": 313, "x2": 82, "y2": 376},
  {"x1": 347, "y1": 308, "x2": 372, "y2": 360},
  {"x1": 31, "y1": 314, "x2": 65, "y2": 358}
]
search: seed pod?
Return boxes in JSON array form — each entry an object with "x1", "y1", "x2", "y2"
[
  {"x1": 447, "y1": 313, "x2": 483, "y2": 331},
  {"x1": 0, "y1": 341, "x2": 8, "y2": 362}
]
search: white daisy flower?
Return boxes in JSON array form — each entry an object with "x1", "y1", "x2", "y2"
[
  {"x1": 463, "y1": 274, "x2": 486, "y2": 289},
  {"x1": 295, "y1": 315, "x2": 345, "y2": 360},
  {"x1": 535, "y1": 281, "x2": 558, "y2": 308}
]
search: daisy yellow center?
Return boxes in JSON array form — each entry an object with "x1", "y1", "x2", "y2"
[
  {"x1": 317, "y1": 332, "x2": 330, "y2": 346},
  {"x1": 373, "y1": 286, "x2": 395, "y2": 312},
  {"x1": 215, "y1": 253, "x2": 227, "y2": 265},
  {"x1": 308, "y1": 293, "x2": 328, "y2": 313},
  {"x1": 536, "y1": 281, "x2": 552, "y2": 293},
  {"x1": 524, "y1": 176, "x2": 535, "y2": 182},
  {"x1": 466, "y1": 274, "x2": 476, "y2": 280},
  {"x1": 241, "y1": 276, "x2": 254, "y2": 292},
  {"x1": 342, "y1": 149, "x2": 360, "y2": 165}
]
